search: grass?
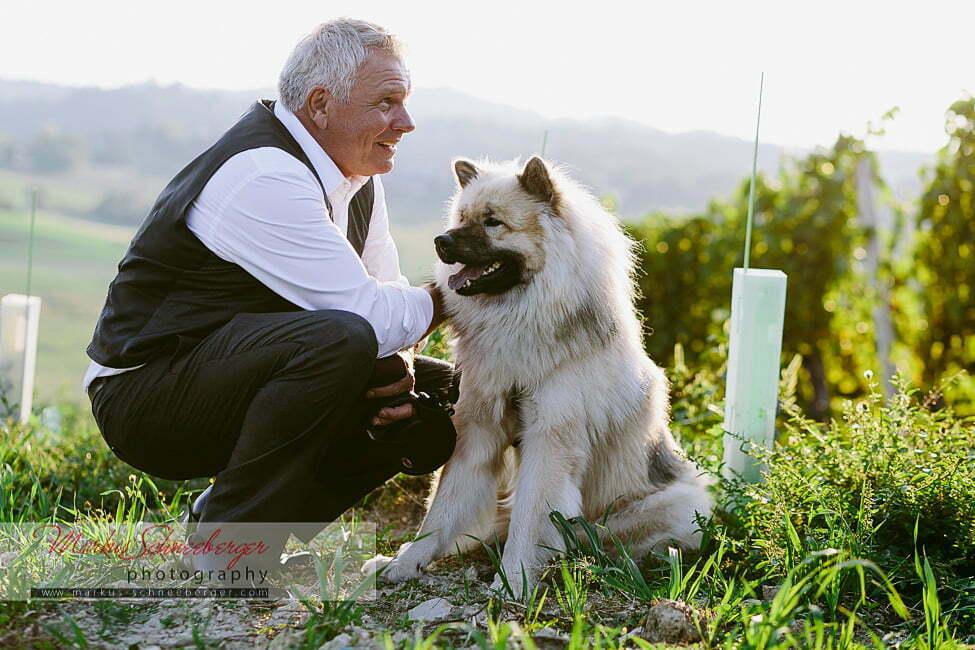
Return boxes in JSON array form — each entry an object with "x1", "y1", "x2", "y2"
[{"x1": 1, "y1": 357, "x2": 972, "y2": 648}]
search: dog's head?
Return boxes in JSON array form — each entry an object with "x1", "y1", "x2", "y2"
[{"x1": 435, "y1": 156, "x2": 560, "y2": 297}]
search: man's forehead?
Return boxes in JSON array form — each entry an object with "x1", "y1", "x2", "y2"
[
  {"x1": 378, "y1": 72, "x2": 412, "y2": 93},
  {"x1": 356, "y1": 53, "x2": 411, "y2": 90}
]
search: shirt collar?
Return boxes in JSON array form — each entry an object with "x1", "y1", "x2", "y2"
[{"x1": 272, "y1": 100, "x2": 370, "y2": 199}]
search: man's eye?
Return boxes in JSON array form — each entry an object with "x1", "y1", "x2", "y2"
[{"x1": 484, "y1": 217, "x2": 502, "y2": 227}]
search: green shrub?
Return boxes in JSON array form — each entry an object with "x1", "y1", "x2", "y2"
[
  {"x1": 665, "y1": 343, "x2": 974, "y2": 637},
  {"x1": 911, "y1": 96, "x2": 975, "y2": 413},
  {"x1": 740, "y1": 378, "x2": 974, "y2": 575}
]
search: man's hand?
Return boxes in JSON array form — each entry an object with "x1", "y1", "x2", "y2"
[
  {"x1": 366, "y1": 283, "x2": 443, "y2": 427},
  {"x1": 366, "y1": 350, "x2": 416, "y2": 426},
  {"x1": 421, "y1": 283, "x2": 446, "y2": 339}
]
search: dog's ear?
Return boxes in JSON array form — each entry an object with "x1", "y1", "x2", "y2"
[
  {"x1": 453, "y1": 159, "x2": 480, "y2": 189},
  {"x1": 518, "y1": 156, "x2": 557, "y2": 205}
]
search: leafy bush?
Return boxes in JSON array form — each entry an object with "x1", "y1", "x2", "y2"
[
  {"x1": 911, "y1": 96, "x2": 975, "y2": 412},
  {"x1": 736, "y1": 377, "x2": 975, "y2": 581},
  {"x1": 628, "y1": 215, "x2": 737, "y2": 364},
  {"x1": 659, "y1": 339, "x2": 974, "y2": 637}
]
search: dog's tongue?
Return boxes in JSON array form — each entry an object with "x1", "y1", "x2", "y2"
[{"x1": 448, "y1": 264, "x2": 489, "y2": 291}]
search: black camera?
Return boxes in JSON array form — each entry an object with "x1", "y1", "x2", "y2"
[{"x1": 363, "y1": 389, "x2": 457, "y2": 476}]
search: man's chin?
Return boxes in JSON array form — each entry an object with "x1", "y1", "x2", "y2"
[{"x1": 363, "y1": 159, "x2": 394, "y2": 176}]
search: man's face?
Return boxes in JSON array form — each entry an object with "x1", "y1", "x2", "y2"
[{"x1": 319, "y1": 51, "x2": 415, "y2": 177}]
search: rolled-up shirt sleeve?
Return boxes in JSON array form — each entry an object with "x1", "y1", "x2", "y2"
[{"x1": 186, "y1": 149, "x2": 433, "y2": 357}]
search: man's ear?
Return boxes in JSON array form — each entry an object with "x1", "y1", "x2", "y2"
[
  {"x1": 305, "y1": 87, "x2": 331, "y2": 130},
  {"x1": 453, "y1": 158, "x2": 479, "y2": 188},
  {"x1": 518, "y1": 156, "x2": 557, "y2": 204}
]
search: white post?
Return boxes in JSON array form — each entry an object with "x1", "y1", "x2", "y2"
[
  {"x1": 721, "y1": 269, "x2": 787, "y2": 483},
  {"x1": 856, "y1": 157, "x2": 896, "y2": 397},
  {"x1": 0, "y1": 293, "x2": 42, "y2": 424}
]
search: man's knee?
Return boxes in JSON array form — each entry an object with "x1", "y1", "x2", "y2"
[{"x1": 307, "y1": 310, "x2": 378, "y2": 364}]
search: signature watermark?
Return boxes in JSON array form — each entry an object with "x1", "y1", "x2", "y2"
[{"x1": 0, "y1": 521, "x2": 377, "y2": 601}]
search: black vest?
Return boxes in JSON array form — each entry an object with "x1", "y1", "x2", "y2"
[{"x1": 87, "y1": 100, "x2": 374, "y2": 368}]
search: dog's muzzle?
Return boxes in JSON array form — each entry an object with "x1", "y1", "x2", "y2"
[{"x1": 434, "y1": 234, "x2": 457, "y2": 264}]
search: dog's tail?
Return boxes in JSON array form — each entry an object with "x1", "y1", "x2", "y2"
[{"x1": 646, "y1": 428, "x2": 712, "y2": 492}]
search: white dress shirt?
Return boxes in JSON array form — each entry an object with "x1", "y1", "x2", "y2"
[{"x1": 83, "y1": 101, "x2": 432, "y2": 392}]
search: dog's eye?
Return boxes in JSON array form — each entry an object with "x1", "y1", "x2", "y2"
[{"x1": 484, "y1": 217, "x2": 502, "y2": 227}]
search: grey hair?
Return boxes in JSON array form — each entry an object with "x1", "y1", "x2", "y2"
[{"x1": 278, "y1": 18, "x2": 403, "y2": 111}]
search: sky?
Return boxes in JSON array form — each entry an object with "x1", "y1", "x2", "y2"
[{"x1": 2, "y1": 0, "x2": 972, "y2": 153}]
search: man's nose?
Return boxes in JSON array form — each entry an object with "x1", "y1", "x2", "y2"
[{"x1": 393, "y1": 105, "x2": 415, "y2": 133}]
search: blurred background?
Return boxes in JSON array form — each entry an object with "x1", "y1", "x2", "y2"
[{"x1": 0, "y1": 0, "x2": 972, "y2": 416}]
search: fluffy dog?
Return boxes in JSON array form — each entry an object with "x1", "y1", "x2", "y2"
[{"x1": 366, "y1": 156, "x2": 712, "y2": 596}]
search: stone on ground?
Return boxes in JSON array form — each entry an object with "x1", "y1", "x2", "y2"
[
  {"x1": 407, "y1": 597, "x2": 454, "y2": 621},
  {"x1": 639, "y1": 599, "x2": 702, "y2": 644}
]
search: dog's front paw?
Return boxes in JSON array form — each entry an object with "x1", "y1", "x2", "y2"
[
  {"x1": 378, "y1": 556, "x2": 425, "y2": 583},
  {"x1": 362, "y1": 553, "x2": 423, "y2": 583},
  {"x1": 364, "y1": 543, "x2": 427, "y2": 583},
  {"x1": 361, "y1": 554, "x2": 394, "y2": 577}
]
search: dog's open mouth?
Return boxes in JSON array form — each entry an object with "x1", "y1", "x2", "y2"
[
  {"x1": 445, "y1": 257, "x2": 521, "y2": 296},
  {"x1": 447, "y1": 261, "x2": 505, "y2": 292}
]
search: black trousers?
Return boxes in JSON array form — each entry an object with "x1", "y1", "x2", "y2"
[{"x1": 90, "y1": 309, "x2": 455, "y2": 532}]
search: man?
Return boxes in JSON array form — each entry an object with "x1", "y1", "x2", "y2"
[{"x1": 83, "y1": 19, "x2": 450, "y2": 569}]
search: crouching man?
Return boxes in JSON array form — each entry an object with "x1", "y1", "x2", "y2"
[{"x1": 83, "y1": 18, "x2": 452, "y2": 574}]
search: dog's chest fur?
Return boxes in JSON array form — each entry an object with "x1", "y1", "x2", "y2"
[{"x1": 446, "y1": 286, "x2": 623, "y2": 391}]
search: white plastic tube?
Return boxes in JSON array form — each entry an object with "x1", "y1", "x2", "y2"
[
  {"x1": 721, "y1": 269, "x2": 787, "y2": 483},
  {"x1": 0, "y1": 293, "x2": 43, "y2": 424}
]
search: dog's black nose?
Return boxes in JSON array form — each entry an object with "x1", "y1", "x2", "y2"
[{"x1": 434, "y1": 234, "x2": 455, "y2": 263}]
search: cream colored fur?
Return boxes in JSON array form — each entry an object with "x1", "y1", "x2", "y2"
[{"x1": 363, "y1": 157, "x2": 712, "y2": 597}]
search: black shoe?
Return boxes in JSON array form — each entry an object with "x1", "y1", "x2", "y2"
[
  {"x1": 280, "y1": 551, "x2": 318, "y2": 572},
  {"x1": 181, "y1": 485, "x2": 213, "y2": 525},
  {"x1": 274, "y1": 551, "x2": 328, "y2": 583}
]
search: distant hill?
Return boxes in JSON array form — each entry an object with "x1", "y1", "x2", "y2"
[{"x1": 0, "y1": 79, "x2": 933, "y2": 224}]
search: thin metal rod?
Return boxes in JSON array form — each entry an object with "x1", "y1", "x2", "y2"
[
  {"x1": 743, "y1": 73, "x2": 764, "y2": 271},
  {"x1": 26, "y1": 190, "x2": 37, "y2": 298},
  {"x1": 540, "y1": 129, "x2": 549, "y2": 158},
  {"x1": 18, "y1": 190, "x2": 39, "y2": 422}
]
